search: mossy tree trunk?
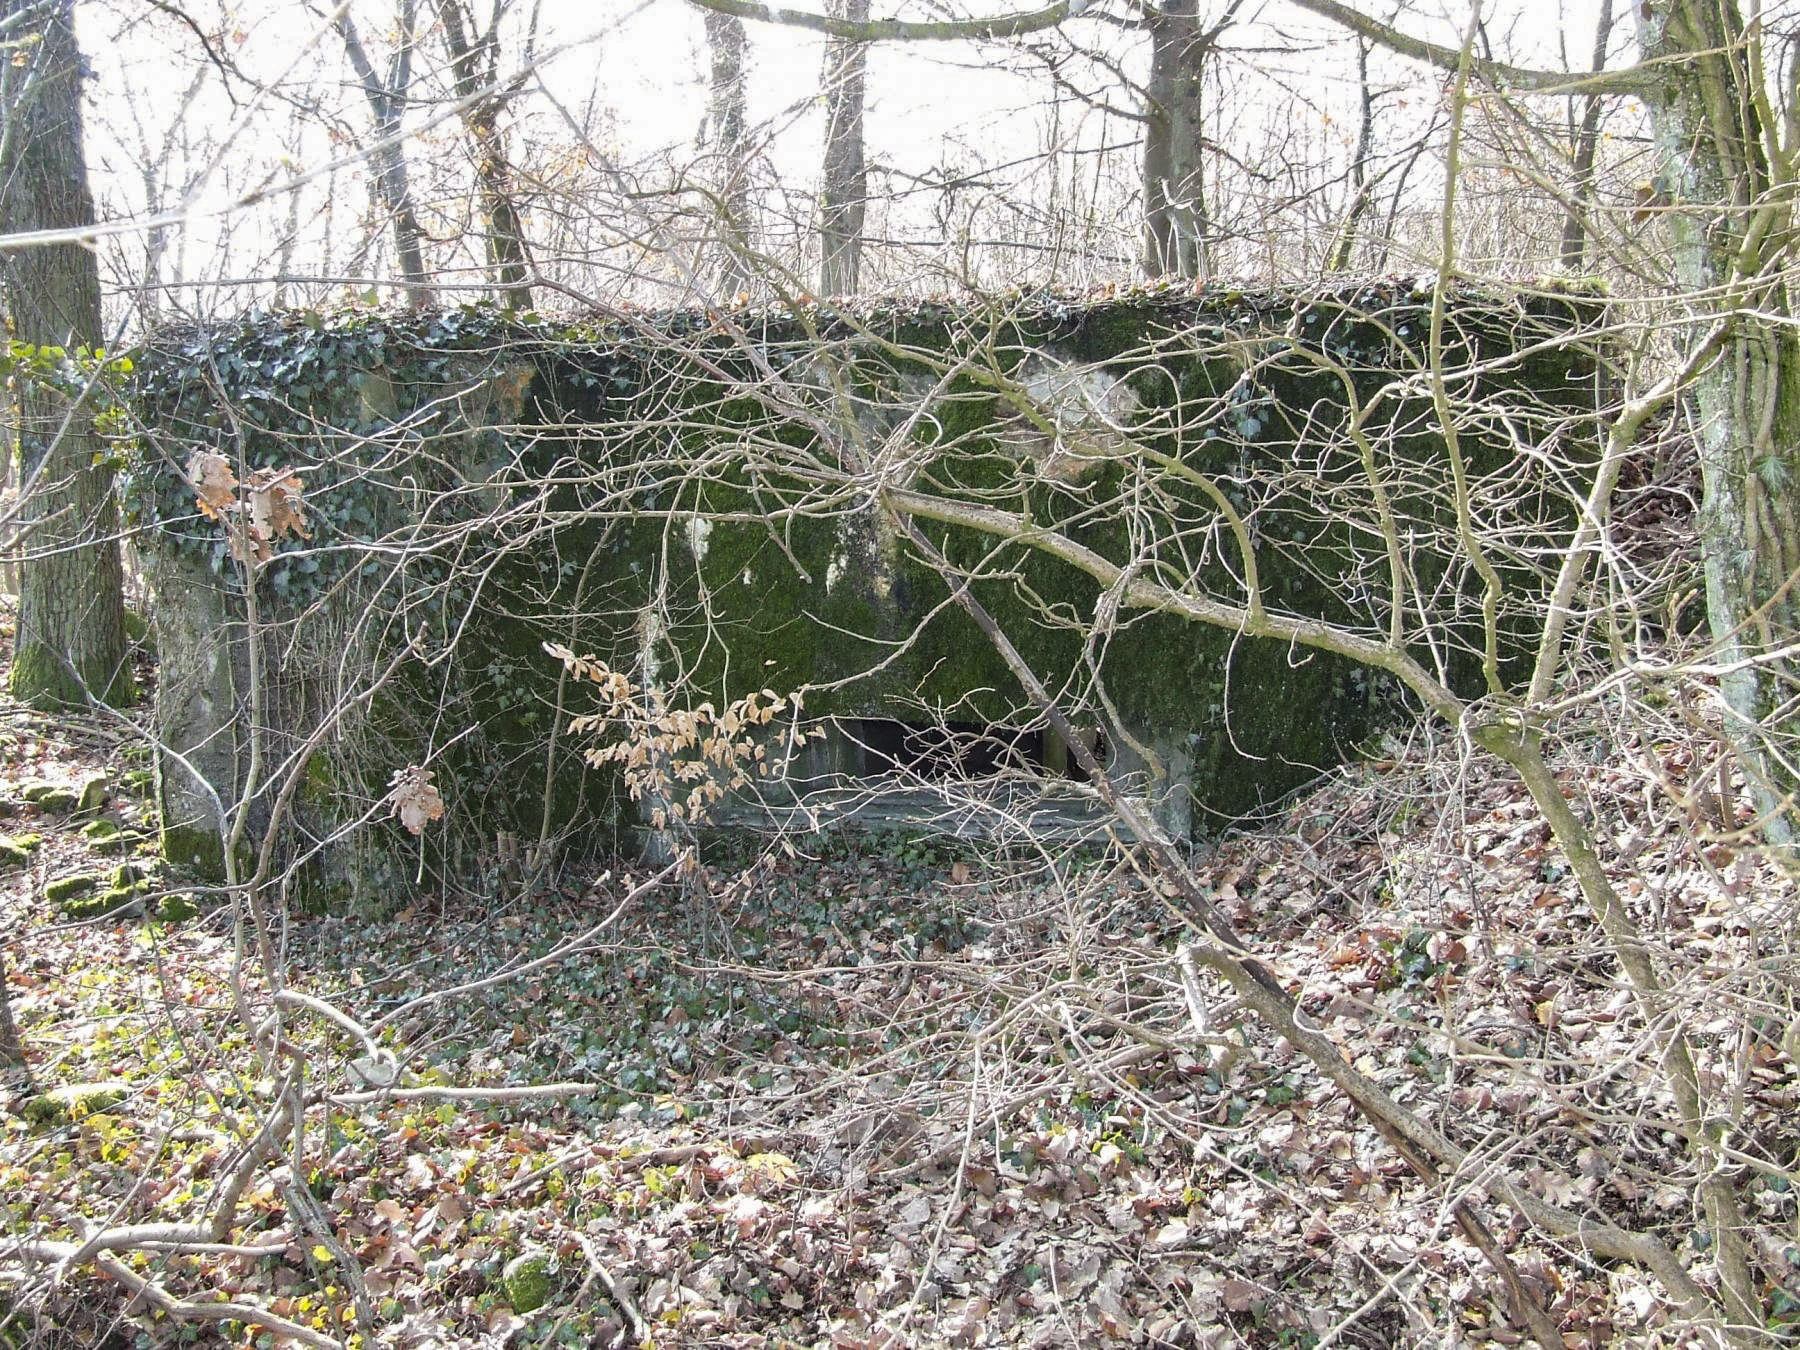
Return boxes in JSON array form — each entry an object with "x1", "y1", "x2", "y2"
[
  {"x1": 1639, "y1": 0, "x2": 1800, "y2": 842},
  {"x1": 436, "y1": 0, "x2": 533, "y2": 310},
  {"x1": 1284, "y1": 0, "x2": 1800, "y2": 842},
  {"x1": 0, "y1": 0, "x2": 130, "y2": 710}
]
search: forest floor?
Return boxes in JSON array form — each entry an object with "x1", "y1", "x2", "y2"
[{"x1": 3, "y1": 609, "x2": 1799, "y2": 1350}]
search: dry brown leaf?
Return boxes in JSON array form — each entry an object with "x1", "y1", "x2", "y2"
[
  {"x1": 245, "y1": 466, "x2": 310, "y2": 545},
  {"x1": 387, "y1": 765, "x2": 445, "y2": 834},
  {"x1": 187, "y1": 450, "x2": 238, "y2": 521}
]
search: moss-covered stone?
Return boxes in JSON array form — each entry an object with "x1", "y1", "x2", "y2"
[
  {"x1": 21, "y1": 1081, "x2": 129, "y2": 1125},
  {"x1": 61, "y1": 887, "x2": 146, "y2": 921},
  {"x1": 90, "y1": 830, "x2": 145, "y2": 856},
  {"x1": 0, "y1": 833, "x2": 40, "y2": 869},
  {"x1": 44, "y1": 872, "x2": 100, "y2": 906},
  {"x1": 502, "y1": 1250, "x2": 558, "y2": 1313},
  {"x1": 81, "y1": 818, "x2": 122, "y2": 842},
  {"x1": 45, "y1": 864, "x2": 149, "y2": 920},
  {"x1": 159, "y1": 821, "x2": 225, "y2": 874},
  {"x1": 21, "y1": 783, "x2": 78, "y2": 814},
  {"x1": 76, "y1": 773, "x2": 109, "y2": 813},
  {"x1": 158, "y1": 891, "x2": 199, "y2": 922}
]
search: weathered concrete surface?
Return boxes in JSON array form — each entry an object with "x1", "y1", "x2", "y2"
[{"x1": 128, "y1": 285, "x2": 1601, "y2": 906}]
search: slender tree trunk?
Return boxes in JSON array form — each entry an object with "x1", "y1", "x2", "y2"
[
  {"x1": 1476, "y1": 723, "x2": 1761, "y2": 1332},
  {"x1": 1141, "y1": 0, "x2": 1208, "y2": 280},
  {"x1": 819, "y1": 0, "x2": 869, "y2": 296},
  {"x1": 466, "y1": 107, "x2": 532, "y2": 307},
  {"x1": 0, "y1": 947, "x2": 22, "y2": 1071},
  {"x1": 337, "y1": 2, "x2": 435, "y2": 308},
  {"x1": 704, "y1": 8, "x2": 752, "y2": 295},
  {"x1": 1558, "y1": 0, "x2": 1614, "y2": 271},
  {"x1": 0, "y1": 0, "x2": 130, "y2": 709},
  {"x1": 436, "y1": 0, "x2": 533, "y2": 309},
  {"x1": 1326, "y1": 38, "x2": 1376, "y2": 272},
  {"x1": 1640, "y1": 0, "x2": 1800, "y2": 843}
]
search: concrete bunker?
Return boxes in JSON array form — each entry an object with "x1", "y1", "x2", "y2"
[{"x1": 124, "y1": 281, "x2": 1602, "y2": 904}]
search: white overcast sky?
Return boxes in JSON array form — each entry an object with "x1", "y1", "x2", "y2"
[{"x1": 74, "y1": 0, "x2": 1625, "y2": 318}]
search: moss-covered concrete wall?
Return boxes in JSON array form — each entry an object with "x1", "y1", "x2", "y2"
[{"x1": 126, "y1": 281, "x2": 1600, "y2": 905}]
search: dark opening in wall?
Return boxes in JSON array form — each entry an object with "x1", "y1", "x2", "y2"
[{"x1": 848, "y1": 719, "x2": 1105, "y2": 784}]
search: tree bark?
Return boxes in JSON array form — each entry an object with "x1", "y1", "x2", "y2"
[
  {"x1": 1141, "y1": 0, "x2": 1209, "y2": 280},
  {"x1": 436, "y1": 0, "x2": 533, "y2": 310},
  {"x1": 0, "y1": 0, "x2": 130, "y2": 709},
  {"x1": 819, "y1": 0, "x2": 869, "y2": 296},
  {"x1": 0, "y1": 947, "x2": 24, "y2": 1071},
  {"x1": 1558, "y1": 0, "x2": 1614, "y2": 271},
  {"x1": 704, "y1": 8, "x2": 753, "y2": 295},
  {"x1": 337, "y1": 2, "x2": 435, "y2": 308},
  {"x1": 1326, "y1": 38, "x2": 1376, "y2": 272},
  {"x1": 1638, "y1": 0, "x2": 1800, "y2": 843}
]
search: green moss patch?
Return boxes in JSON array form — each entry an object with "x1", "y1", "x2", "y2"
[
  {"x1": 0, "y1": 834, "x2": 38, "y2": 872},
  {"x1": 20, "y1": 1081, "x2": 129, "y2": 1126},
  {"x1": 157, "y1": 891, "x2": 199, "y2": 922},
  {"x1": 502, "y1": 1249, "x2": 559, "y2": 1313},
  {"x1": 21, "y1": 783, "x2": 78, "y2": 814},
  {"x1": 158, "y1": 822, "x2": 224, "y2": 875},
  {"x1": 89, "y1": 831, "x2": 146, "y2": 856},
  {"x1": 76, "y1": 773, "x2": 109, "y2": 813},
  {"x1": 45, "y1": 872, "x2": 100, "y2": 906}
]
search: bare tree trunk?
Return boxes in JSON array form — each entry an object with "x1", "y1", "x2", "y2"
[
  {"x1": 819, "y1": 0, "x2": 869, "y2": 296},
  {"x1": 1326, "y1": 38, "x2": 1377, "y2": 272},
  {"x1": 1640, "y1": 0, "x2": 1800, "y2": 844},
  {"x1": 337, "y1": 1, "x2": 435, "y2": 308},
  {"x1": 0, "y1": 0, "x2": 130, "y2": 709},
  {"x1": 437, "y1": 0, "x2": 533, "y2": 310},
  {"x1": 1141, "y1": 0, "x2": 1210, "y2": 280},
  {"x1": 704, "y1": 8, "x2": 752, "y2": 295},
  {"x1": 1558, "y1": 0, "x2": 1615, "y2": 271}
]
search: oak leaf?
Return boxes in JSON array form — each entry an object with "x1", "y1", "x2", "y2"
[
  {"x1": 387, "y1": 765, "x2": 445, "y2": 834},
  {"x1": 186, "y1": 450, "x2": 238, "y2": 521},
  {"x1": 245, "y1": 466, "x2": 310, "y2": 545}
]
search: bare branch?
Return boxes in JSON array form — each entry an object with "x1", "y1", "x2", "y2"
[
  {"x1": 684, "y1": 0, "x2": 1084, "y2": 42},
  {"x1": 1281, "y1": 0, "x2": 1654, "y2": 95}
]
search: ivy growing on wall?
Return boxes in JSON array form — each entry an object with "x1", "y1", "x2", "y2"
[{"x1": 125, "y1": 280, "x2": 1603, "y2": 901}]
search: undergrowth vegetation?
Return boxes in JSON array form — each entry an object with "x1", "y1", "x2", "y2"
[{"x1": 5, "y1": 610, "x2": 1798, "y2": 1346}]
